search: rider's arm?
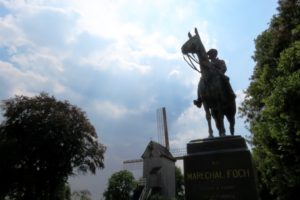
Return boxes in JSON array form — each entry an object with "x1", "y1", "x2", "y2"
[{"x1": 219, "y1": 60, "x2": 227, "y2": 74}]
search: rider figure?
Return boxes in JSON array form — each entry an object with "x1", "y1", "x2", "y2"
[
  {"x1": 194, "y1": 48, "x2": 235, "y2": 108},
  {"x1": 208, "y1": 48, "x2": 227, "y2": 74}
]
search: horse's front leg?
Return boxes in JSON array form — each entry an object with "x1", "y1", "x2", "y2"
[
  {"x1": 211, "y1": 110, "x2": 225, "y2": 137},
  {"x1": 203, "y1": 103, "x2": 213, "y2": 138}
]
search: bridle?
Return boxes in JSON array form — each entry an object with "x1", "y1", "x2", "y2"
[{"x1": 183, "y1": 53, "x2": 201, "y2": 74}]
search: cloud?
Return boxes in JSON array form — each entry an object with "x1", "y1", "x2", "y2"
[
  {"x1": 235, "y1": 89, "x2": 246, "y2": 107},
  {"x1": 0, "y1": 60, "x2": 45, "y2": 96},
  {"x1": 79, "y1": 47, "x2": 152, "y2": 74},
  {"x1": 170, "y1": 104, "x2": 208, "y2": 148},
  {"x1": 91, "y1": 92, "x2": 157, "y2": 121},
  {"x1": 168, "y1": 69, "x2": 180, "y2": 78},
  {"x1": 55, "y1": 0, "x2": 191, "y2": 75},
  {"x1": 93, "y1": 101, "x2": 129, "y2": 119},
  {"x1": 10, "y1": 50, "x2": 64, "y2": 74},
  {"x1": 0, "y1": 60, "x2": 70, "y2": 96},
  {"x1": 0, "y1": 14, "x2": 29, "y2": 52}
]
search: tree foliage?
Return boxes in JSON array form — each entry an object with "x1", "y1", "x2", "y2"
[
  {"x1": 71, "y1": 190, "x2": 92, "y2": 200},
  {"x1": 103, "y1": 170, "x2": 137, "y2": 200},
  {"x1": 55, "y1": 183, "x2": 71, "y2": 200},
  {"x1": 175, "y1": 166, "x2": 185, "y2": 200},
  {"x1": 0, "y1": 93, "x2": 106, "y2": 200},
  {"x1": 240, "y1": 0, "x2": 300, "y2": 199}
]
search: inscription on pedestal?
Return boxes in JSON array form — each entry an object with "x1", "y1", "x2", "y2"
[{"x1": 187, "y1": 168, "x2": 251, "y2": 181}]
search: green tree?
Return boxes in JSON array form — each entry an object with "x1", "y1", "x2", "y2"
[
  {"x1": 103, "y1": 170, "x2": 137, "y2": 200},
  {"x1": 54, "y1": 183, "x2": 71, "y2": 200},
  {"x1": 240, "y1": 0, "x2": 300, "y2": 199},
  {"x1": 0, "y1": 93, "x2": 106, "y2": 200},
  {"x1": 175, "y1": 166, "x2": 184, "y2": 200},
  {"x1": 148, "y1": 194, "x2": 164, "y2": 200},
  {"x1": 71, "y1": 190, "x2": 92, "y2": 200}
]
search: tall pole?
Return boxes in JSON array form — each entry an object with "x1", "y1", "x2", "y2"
[{"x1": 162, "y1": 107, "x2": 169, "y2": 150}]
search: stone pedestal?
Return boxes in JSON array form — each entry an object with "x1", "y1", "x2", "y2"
[{"x1": 184, "y1": 136, "x2": 258, "y2": 200}]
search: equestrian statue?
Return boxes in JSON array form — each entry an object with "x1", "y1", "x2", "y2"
[{"x1": 181, "y1": 28, "x2": 236, "y2": 137}]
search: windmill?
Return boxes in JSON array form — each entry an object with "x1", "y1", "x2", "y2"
[
  {"x1": 123, "y1": 107, "x2": 186, "y2": 171},
  {"x1": 122, "y1": 107, "x2": 187, "y2": 199}
]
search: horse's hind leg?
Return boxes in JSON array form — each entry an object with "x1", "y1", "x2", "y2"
[
  {"x1": 226, "y1": 114, "x2": 235, "y2": 136},
  {"x1": 220, "y1": 115, "x2": 226, "y2": 136}
]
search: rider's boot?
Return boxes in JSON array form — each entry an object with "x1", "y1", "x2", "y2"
[{"x1": 193, "y1": 98, "x2": 202, "y2": 108}]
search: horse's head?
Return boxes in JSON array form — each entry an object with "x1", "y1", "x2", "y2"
[
  {"x1": 181, "y1": 28, "x2": 203, "y2": 73},
  {"x1": 181, "y1": 28, "x2": 201, "y2": 55}
]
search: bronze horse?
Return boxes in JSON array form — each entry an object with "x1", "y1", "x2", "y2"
[{"x1": 181, "y1": 28, "x2": 236, "y2": 137}]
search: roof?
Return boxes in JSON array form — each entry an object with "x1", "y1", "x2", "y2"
[{"x1": 141, "y1": 141, "x2": 175, "y2": 161}]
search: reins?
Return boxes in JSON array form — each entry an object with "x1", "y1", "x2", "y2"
[{"x1": 183, "y1": 53, "x2": 201, "y2": 74}]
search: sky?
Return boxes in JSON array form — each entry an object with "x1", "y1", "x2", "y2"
[{"x1": 0, "y1": 0, "x2": 278, "y2": 199}]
